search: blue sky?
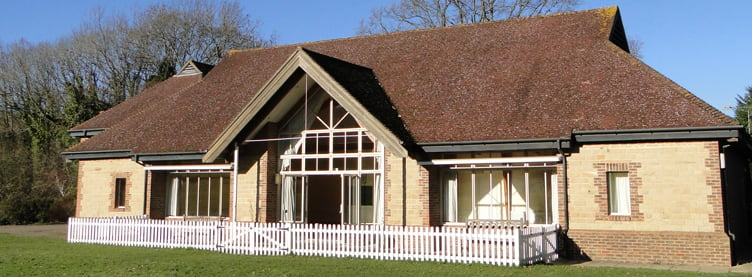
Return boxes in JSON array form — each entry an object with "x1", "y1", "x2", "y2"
[{"x1": 0, "y1": 1, "x2": 749, "y2": 116}]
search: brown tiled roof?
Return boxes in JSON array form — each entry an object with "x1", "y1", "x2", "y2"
[
  {"x1": 68, "y1": 6, "x2": 736, "y2": 155},
  {"x1": 71, "y1": 74, "x2": 202, "y2": 131}
]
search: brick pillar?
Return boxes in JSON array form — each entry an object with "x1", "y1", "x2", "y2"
[
  {"x1": 257, "y1": 123, "x2": 278, "y2": 222},
  {"x1": 148, "y1": 171, "x2": 166, "y2": 219},
  {"x1": 428, "y1": 166, "x2": 442, "y2": 226}
]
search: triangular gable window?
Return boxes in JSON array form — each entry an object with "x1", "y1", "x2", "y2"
[
  {"x1": 277, "y1": 88, "x2": 384, "y2": 225},
  {"x1": 279, "y1": 90, "x2": 382, "y2": 175}
]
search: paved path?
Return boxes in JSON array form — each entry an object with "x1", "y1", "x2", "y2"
[{"x1": 0, "y1": 224, "x2": 67, "y2": 239}]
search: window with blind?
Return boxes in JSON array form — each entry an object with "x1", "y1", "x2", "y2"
[{"x1": 608, "y1": 172, "x2": 631, "y2": 215}]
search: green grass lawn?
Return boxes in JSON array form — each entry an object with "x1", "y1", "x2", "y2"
[{"x1": 0, "y1": 233, "x2": 731, "y2": 276}]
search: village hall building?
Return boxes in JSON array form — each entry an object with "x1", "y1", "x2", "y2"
[{"x1": 64, "y1": 7, "x2": 752, "y2": 266}]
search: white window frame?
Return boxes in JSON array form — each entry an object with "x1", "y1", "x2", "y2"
[
  {"x1": 608, "y1": 172, "x2": 631, "y2": 216},
  {"x1": 165, "y1": 172, "x2": 230, "y2": 218},
  {"x1": 278, "y1": 98, "x2": 385, "y2": 224}
]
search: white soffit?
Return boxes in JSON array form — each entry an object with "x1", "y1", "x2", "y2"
[{"x1": 419, "y1": 156, "x2": 561, "y2": 166}]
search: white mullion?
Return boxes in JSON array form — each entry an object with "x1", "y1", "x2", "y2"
[
  {"x1": 544, "y1": 171, "x2": 549, "y2": 224},
  {"x1": 357, "y1": 130, "x2": 363, "y2": 174},
  {"x1": 329, "y1": 99, "x2": 334, "y2": 129},
  {"x1": 524, "y1": 168, "x2": 530, "y2": 224},
  {"x1": 301, "y1": 132, "x2": 307, "y2": 171},
  {"x1": 343, "y1": 131, "x2": 348, "y2": 170},
  {"x1": 207, "y1": 176, "x2": 212, "y2": 217},
  {"x1": 281, "y1": 152, "x2": 382, "y2": 159},
  {"x1": 329, "y1": 128, "x2": 334, "y2": 171},
  {"x1": 490, "y1": 171, "x2": 498, "y2": 220},
  {"x1": 305, "y1": 127, "x2": 366, "y2": 134},
  {"x1": 471, "y1": 170, "x2": 477, "y2": 220},
  {"x1": 315, "y1": 116, "x2": 328, "y2": 129},
  {"x1": 506, "y1": 171, "x2": 511, "y2": 221},
  {"x1": 280, "y1": 169, "x2": 382, "y2": 176},
  {"x1": 184, "y1": 176, "x2": 189, "y2": 217},
  {"x1": 196, "y1": 176, "x2": 201, "y2": 216},
  {"x1": 333, "y1": 111, "x2": 350, "y2": 129}
]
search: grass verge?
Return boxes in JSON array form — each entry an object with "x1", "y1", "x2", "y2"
[{"x1": 0, "y1": 233, "x2": 730, "y2": 276}]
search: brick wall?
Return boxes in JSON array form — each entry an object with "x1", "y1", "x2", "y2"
[
  {"x1": 592, "y1": 162, "x2": 644, "y2": 221},
  {"x1": 563, "y1": 141, "x2": 731, "y2": 265},
  {"x1": 257, "y1": 123, "x2": 278, "y2": 222},
  {"x1": 76, "y1": 159, "x2": 145, "y2": 217},
  {"x1": 235, "y1": 145, "x2": 260, "y2": 222},
  {"x1": 148, "y1": 171, "x2": 167, "y2": 219},
  {"x1": 383, "y1": 150, "x2": 433, "y2": 226},
  {"x1": 565, "y1": 229, "x2": 730, "y2": 266}
]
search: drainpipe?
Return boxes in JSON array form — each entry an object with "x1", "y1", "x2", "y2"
[
  {"x1": 134, "y1": 154, "x2": 149, "y2": 218},
  {"x1": 232, "y1": 144, "x2": 239, "y2": 222},
  {"x1": 721, "y1": 144, "x2": 736, "y2": 263},
  {"x1": 556, "y1": 138, "x2": 569, "y2": 230},
  {"x1": 143, "y1": 167, "x2": 149, "y2": 217}
]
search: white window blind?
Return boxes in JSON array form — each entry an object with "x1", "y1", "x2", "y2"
[{"x1": 608, "y1": 172, "x2": 630, "y2": 215}]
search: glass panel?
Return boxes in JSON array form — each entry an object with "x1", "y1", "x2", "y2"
[
  {"x1": 167, "y1": 173, "x2": 230, "y2": 217},
  {"x1": 345, "y1": 157, "x2": 358, "y2": 170},
  {"x1": 526, "y1": 169, "x2": 548, "y2": 224},
  {"x1": 509, "y1": 171, "x2": 527, "y2": 222},
  {"x1": 332, "y1": 133, "x2": 346, "y2": 153},
  {"x1": 475, "y1": 171, "x2": 502, "y2": 220},
  {"x1": 609, "y1": 172, "x2": 630, "y2": 215},
  {"x1": 177, "y1": 178, "x2": 186, "y2": 216},
  {"x1": 197, "y1": 177, "x2": 209, "y2": 217},
  {"x1": 457, "y1": 171, "x2": 473, "y2": 221},
  {"x1": 290, "y1": 159, "x2": 302, "y2": 171},
  {"x1": 221, "y1": 177, "x2": 230, "y2": 217},
  {"x1": 362, "y1": 157, "x2": 376, "y2": 170},
  {"x1": 187, "y1": 178, "x2": 198, "y2": 216},
  {"x1": 362, "y1": 135, "x2": 376, "y2": 152}
]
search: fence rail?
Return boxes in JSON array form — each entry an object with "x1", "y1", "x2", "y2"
[{"x1": 67, "y1": 217, "x2": 557, "y2": 266}]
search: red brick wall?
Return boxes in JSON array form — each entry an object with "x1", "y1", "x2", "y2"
[
  {"x1": 704, "y1": 142, "x2": 725, "y2": 232},
  {"x1": 148, "y1": 171, "x2": 167, "y2": 219},
  {"x1": 564, "y1": 229, "x2": 731, "y2": 266},
  {"x1": 108, "y1": 172, "x2": 133, "y2": 213},
  {"x1": 592, "y1": 162, "x2": 644, "y2": 221},
  {"x1": 257, "y1": 123, "x2": 278, "y2": 222}
]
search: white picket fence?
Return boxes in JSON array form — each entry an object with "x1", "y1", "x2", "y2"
[{"x1": 67, "y1": 217, "x2": 558, "y2": 266}]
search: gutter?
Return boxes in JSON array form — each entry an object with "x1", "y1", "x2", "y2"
[
  {"x1": 62, "y1": 149, "x2": 132, "y2": 160},
  {"x1": 573, "y1": 126, "x2": 742, "y2": 143},
  {"x1": 418, "y1": 137, "x2": 572, "y2": 153},
  {"x1": 132, "y1": 152, "x2": 206, "y2": 162}
]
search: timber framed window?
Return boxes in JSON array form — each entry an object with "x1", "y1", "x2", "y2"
[
  {"x1": 165, "y1": 173, "x2": 230, "y2": 218},
  {"x1": 608, "y1": 172, "x2": 630, "y2": 215},
  {"x1": 442, "y1": 164, "x2": 558, "y2": 225},
  {"x1": 594, "y1": 162, "x2": 643, "y2": 221},
  {"x1": 114, "y1": 178, "x2": 126, "y2": 208},
  {"x1": 277, "y1": 93, "x2": 384, "y2": 224}
]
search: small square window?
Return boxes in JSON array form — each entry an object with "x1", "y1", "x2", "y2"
[
  {"x1": 608, "y1": 172, "x2": 630, "y2": 215},
  {"x1": 114, "y1": 178, "x2": 126, "y2": 208}
]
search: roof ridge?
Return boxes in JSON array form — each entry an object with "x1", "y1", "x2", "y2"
[{"x1": 227, "y1": 6, "x2": 620, "y2": 56}]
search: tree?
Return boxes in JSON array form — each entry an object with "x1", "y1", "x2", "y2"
[
  {"x1": 628, "y1": 38, "x2": 644, "y2": 59},
  {"x1": 735, "y1": 86, "x2": 752, "y2": 133},
  {"x1": 358, "y1": 0, "x2": 580, "y2": 35},
  {"x1": 0, "y1": 0, "x2": 274, "y2": 224}
]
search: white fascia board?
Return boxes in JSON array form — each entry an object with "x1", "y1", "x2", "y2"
[
  {"x1": 418, "y1": 155, "x2": 561, "y2": 166},
  {"x1": 144, "y1": 164, "x2": 233, "y2": 171}
]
